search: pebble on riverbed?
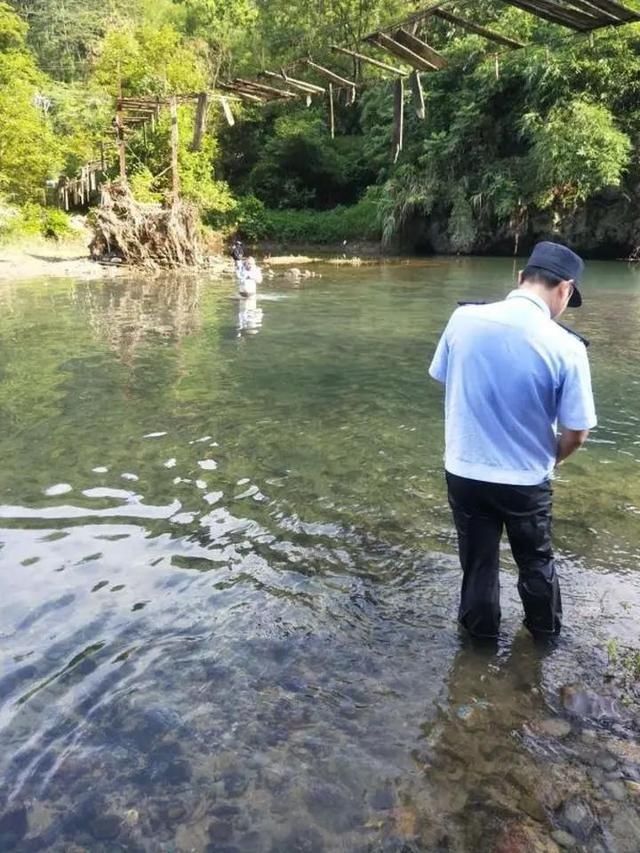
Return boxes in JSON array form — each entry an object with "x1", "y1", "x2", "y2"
[
  {"x1": 538, "y1": 718, "x2": 572, "y2": 738},
  {"x1": 551, "y1": 829, "x2": 577, "y2": 849}
]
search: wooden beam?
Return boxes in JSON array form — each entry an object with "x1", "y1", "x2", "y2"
[
  {"x1": 585, "y1": 0, "x2": 640, "y2": 21},
  {"x1": 432, "y1": 9, "x2": 525, "y2": 48},
  {"x1": 330, "y1": 45, "x2": 407, "y2": 76},
  {"x1": 563, "y1": 0, "x2": 634, "y2": 22},
  {"x1": 217, "y1": 82, "x2": 268, "y2": 102},
  {"x1": 392, "y1": 29, "x2": 447, "y2": 69},
  {"x1": 368, "y1": 32, "x2": 439, "y2": 72},
  {"x1": 305, "y1": 59, "x2": 356, "y2": 88},
  {"x1": 261, "y1": 70, "x2": 325, "y2": 94},
  {"x1": 502, "y1": 0, "x2": 596, "y2": 29},
  {"x1": 234, "y1": 77, "x2": 297, "y2": 98}
]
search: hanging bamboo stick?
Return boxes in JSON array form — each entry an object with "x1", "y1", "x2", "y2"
[
  {"x1": 220, "y1": 96, "x2": 235, "y2": 126},
  {"x1": 328, "y1": 83, "x2": 335, "y2": 139},
  {"x1": 392, "y1": 78, "x2": 404, "y2": 163},
  {"x1": 410, "y1": 70, "x2": 425, "y2": 119}
]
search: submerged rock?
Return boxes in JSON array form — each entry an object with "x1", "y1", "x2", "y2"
[
  {"x1": 0, "y1": 806, "x2": 28, "y2": 849},
  {"x1": 556, "y1": 797, "x2": 597, "y2": 841},
  {"x1": 559, "y1": 685, "x2": 623, "y2": 722},
  {"x1": 538, "y1": 718, "x2": 572, "y2": 738},
  {"x1": 550, "y1": 829, "x2": 577, "y2": 849}
]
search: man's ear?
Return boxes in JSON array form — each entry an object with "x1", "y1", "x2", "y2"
[{"x1": 517, "y1": 270, "x2": 524, "y2": 285}]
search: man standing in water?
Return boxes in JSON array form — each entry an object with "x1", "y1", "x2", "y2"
[{"x1": 429, "y1": 242, "x2": 597, "y2": 639}]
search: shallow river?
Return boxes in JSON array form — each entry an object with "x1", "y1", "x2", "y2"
[{"x1": 0, "y1": 259, "x2": 639, "y2": 852}]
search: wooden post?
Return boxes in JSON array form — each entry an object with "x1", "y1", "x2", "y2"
[
  {"x1": 191, "y1": 92, "x2": 209, "y2": 151},
  {"x1": 328, "y1": 83, "x2": 335, "y2": 139},
  {"x1": 392, "y1": 78, "x2": 404, "y2": 163},
  {"x1": 116, "y1": 100, "x2": 126, "y2": 182},
  {"x1": 170, "y1": 96, "x2": 180, "y2": 200}
]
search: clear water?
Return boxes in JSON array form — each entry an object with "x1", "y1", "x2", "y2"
[{"x1": 0, "y1": 259, "x2": 639, "y2": 852}]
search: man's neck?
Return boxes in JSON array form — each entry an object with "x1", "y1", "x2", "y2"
[{"x1": 518, "y1": 283, "x2": 554, "y2": 316}]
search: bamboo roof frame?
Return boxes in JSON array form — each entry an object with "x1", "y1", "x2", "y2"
[{"x1": 92, "y1": 0, "x2": 640, "y2": 187}]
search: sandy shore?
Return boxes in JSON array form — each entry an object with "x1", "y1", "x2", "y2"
[{"x1": 0, "y1": 241, "x2": 122, "y2": 282}]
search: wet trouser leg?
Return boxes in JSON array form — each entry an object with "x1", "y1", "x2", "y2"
[
  {"x1": 446, "y1": 473, "x2": 562, "y2": 638},
  {"x1": 503, "y1": 481, "x2": 562, "y2": 636},
  {"x1": 446, "y1": 473, "x2": 503, "y2": 638}
]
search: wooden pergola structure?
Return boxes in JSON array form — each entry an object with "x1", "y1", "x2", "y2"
[
  {"x1": 216, "y1": 0, "x2": 639, "y2": 159},
  {"x1": 68, "y1": 0, "x2": 640, "y2": 203}
]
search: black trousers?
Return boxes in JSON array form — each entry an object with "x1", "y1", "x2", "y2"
[{"x1": 446, "y1": 472, "x2": 562, "y2": 639}]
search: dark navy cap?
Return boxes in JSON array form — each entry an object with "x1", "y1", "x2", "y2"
[{"x1": 527, "y1": 241, "x2": 584, "y2": 307}]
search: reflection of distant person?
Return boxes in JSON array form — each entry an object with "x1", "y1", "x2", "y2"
[
  {"x1": 429, "y1": 242, "x2": 597, "y2": 640},
  {"x1": 237, "y1": 294, "x2": 263, "y2": 336},
  {"x1": 231, "y1": 238, "x2": 245, "y2": 274},
  {"x1": 237, "y1": 257, "x2": 263, "y2": 298}
]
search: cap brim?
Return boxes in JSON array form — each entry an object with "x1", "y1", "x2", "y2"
[{"x1": 568, "y1": 286, "x2": 582, "y2": 308}]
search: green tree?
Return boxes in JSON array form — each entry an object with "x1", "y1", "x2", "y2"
[
  {"x1": 0, "y1": 2, "x2": 60, "y2": 201},
  {"x1": 525, "y1": 99, "x2": 632, "y2": 211}
]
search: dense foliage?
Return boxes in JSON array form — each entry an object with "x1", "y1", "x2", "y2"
[{"x1": 2, "y1": 0, "x2": 640, "y2": 253}]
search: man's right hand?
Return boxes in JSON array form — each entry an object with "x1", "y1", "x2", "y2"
[{"x1": 556, "y1": 428, "x2": 590, "y2": 465}]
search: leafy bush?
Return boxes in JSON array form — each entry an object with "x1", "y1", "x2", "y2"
[
  {"x1": 0, "y1": 200, "x2": 74, "y2": 242},
  {"x1": 255, "y1": 193, "x2": 382, "y2": 244}
]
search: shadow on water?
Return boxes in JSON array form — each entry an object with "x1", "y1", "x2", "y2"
[{"x1": 0, "y1": 262, "x2": 639, "y2": 851}]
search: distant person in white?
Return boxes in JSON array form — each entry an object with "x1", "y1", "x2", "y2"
[
  {"x1": 429, "y1": 241, "x2": 596, "y2": 640},
  {"x1": 237, "y1": 257, "x2": 264, "y2": 335},
  {"x1": 238, "y1": 257, "x2": 263, "y2": 298}
]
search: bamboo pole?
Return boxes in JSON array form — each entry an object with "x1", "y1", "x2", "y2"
[
  {"x1": 409, "y1": 70, "x2": 425, "y2": 119},
  {"x1": 432, "y1": 9, "x2": 525, "y2": 48},
  {"x1": 170, "y1": 96, "x2": 180, "y2": 199},
  {"x1": 116, "y1": 101, "x2": 126, "y2": 182},
  {"x1": 262, "y1": 70, "x2": 325, "y2": 94},
  {"x1": 306, "y1": 59, "x2": 356, "y2": 88},
  {"x1": 330, "y1": 45, "x2": 407, "y2": 76}
]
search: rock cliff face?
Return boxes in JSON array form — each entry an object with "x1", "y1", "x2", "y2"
[{"x1": 395, "y1": 187, "x2": 640, "y2": 259}]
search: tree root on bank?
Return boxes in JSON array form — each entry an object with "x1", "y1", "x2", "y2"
[{"x1": 89, "y1": 181, "x2": 202, "y2": 268}]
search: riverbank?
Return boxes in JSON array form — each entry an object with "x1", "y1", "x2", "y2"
[{"x1": 0, "y1": 241, "x2": 121, "y2": 282}]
